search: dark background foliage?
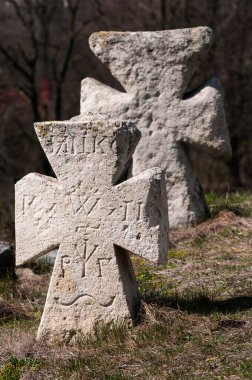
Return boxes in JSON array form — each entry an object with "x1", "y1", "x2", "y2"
[{"x1": 0, "y1": 0, "x2": 251, "y2": 237}]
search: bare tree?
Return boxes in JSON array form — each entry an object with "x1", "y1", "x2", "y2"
[{"x1": 0, "y1": 0, "x2": 104, "y2": 121}]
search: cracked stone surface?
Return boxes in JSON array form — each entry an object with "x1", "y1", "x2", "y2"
[
  {"x1": 80, "y1": 27, "x2": 232, "y2": 227},
  {"x1": 15, "y1": 119, "x2": 168, "y2": 343}
]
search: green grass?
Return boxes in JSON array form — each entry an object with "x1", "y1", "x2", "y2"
[
  {"x1": 168, "y1": 249, "x2": 189, "y2": 260},
  {"x1": 0, "y1": 357, "x2": 40, "y2": 380},
  {"x1": 205, "y1": 192, "x2": 252, "y2": 217},
  {"x1": 206, "y1": 192, "x2": 250, "y2": 205},
  {"x1": 0, "y1": 194, "x2": 252, "y2": 378},
  {"x1": 240, "y1": 359, "x2": 252, "y2": 379}
]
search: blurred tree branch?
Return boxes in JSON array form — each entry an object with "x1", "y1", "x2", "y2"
[{"x1": 0, "y1": 0, "x2": 104, "y2": 121}]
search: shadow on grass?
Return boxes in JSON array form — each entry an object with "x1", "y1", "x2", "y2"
[{"x1": 145, "y1": 294, "x2": 252, "y2": 315}]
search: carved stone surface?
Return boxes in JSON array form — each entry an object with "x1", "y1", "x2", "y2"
[
  {"x1": 15, "y1": 119, "x2": 168, "y2": 342},
  {"x1": 80, "y1": 27, "x2": 232, "y2": 227}
]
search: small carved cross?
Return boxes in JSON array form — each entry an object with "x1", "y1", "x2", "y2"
[
  {"x1": 80, "y1": 27, "x2": 231, "y2": 227},
  {"x1": 15, "y1": 119, "x2": 168, "y2": 343}
]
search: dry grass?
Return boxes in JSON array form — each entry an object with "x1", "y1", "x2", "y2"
[{"x1": 1, "y1": 195, "x2": 252, "y2": 379}]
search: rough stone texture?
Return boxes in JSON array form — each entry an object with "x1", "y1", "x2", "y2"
[
  {"x1": 80, "y1": 27, "x2": 232, "y2": 228},
  {"x1": 0, "y1": 241, "x2": 14, "y2": 277},
  {"x1": 15, "y1": 119, "x2": 168, "y2": 342}
]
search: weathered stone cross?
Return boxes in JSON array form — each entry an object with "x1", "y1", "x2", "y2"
[
  {"x1": 80, "y1": 27, "x2": 231, "y2": 227},
  {"x1": 15, "y1": 119, "x2": 168, "y2": 343}
]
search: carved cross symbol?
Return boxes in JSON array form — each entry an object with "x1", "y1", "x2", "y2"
[
  {"x1": 15, "y1": 119, "x2": 168, "y2": 343},
  {"x1": 80, "y1": 27, "x2": 231, "y2": 227}
]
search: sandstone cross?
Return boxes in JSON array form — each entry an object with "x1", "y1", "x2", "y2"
[
  {"x1": 80, "y1": 27, "x2": 231, "y2": 227},
  {"x1": 15, "y1": 119, "x2": 168, "y2": 343}
]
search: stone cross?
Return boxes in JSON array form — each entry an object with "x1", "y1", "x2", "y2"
[
  {"x1": 15, "y1": 119, "x2": 168, "y2": 343},
  {"x1": 80, "y1": 27, "x2": 232, "y2": 228}
]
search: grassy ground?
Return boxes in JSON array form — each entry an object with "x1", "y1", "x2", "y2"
[{"x1": 1, "y1": 194, "x2": 252, "y2": 379}]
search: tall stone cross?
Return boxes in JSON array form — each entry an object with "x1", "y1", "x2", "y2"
[
  {"x1": 80, "y1": 27, "x2": 232, "y2": 227},
  {"x1": 15, "y1": 119, "x2": 168, "y2": 343}
]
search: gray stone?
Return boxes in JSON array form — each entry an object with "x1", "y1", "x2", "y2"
[
  {"x1": 15, "y1": 119, "x2": 168, "y2": 343},
  {"x1": 80, "y1": 27, "x2": 232, "y2": 227}
]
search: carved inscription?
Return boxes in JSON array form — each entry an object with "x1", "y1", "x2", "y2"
[
  {"x1": 122, "y1": 201, "x2": 144, "y2": 221},
  {"x1": 75, "y1": 240, "x2": 99, "y2": 277},
  {"x1": 97, "y1": 258, "x2": 112, "y2": 277},
  {"x1": 55, "y1": 293, "x2": 94, "y2": 306},
  {"x1": 22, "y1": 195, "x2": 57, "y2": 226},
  {"x1": 52, "y1": 135, "x2": 86, "y2": 155},
  {"x1": 54, "y1": 293, "x2": 116, "y2": 308},
  {"x1": 75, "y1": 224, "x2": 100, "y2": 233},
  {"x1": 61, "y1": 255, "x2": 71, "y2": 278},
  {"x1": 51, "y1": 130, "x2": 116, "y2": 156},
  {"x1": 74, "y1": 241, "x2": 112, "y2": 278},
  {"x1": 22, "y1": 195, "x2": 40, "y2": 214},
  {"x1": 70, "y1": 192, "x2": 101, "y2": 216}
]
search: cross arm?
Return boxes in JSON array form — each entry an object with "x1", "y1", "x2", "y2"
[
  {"x1": 80, "y1": 77, "x2": 131, "y2": 116},
  {"x1": 15, "y1": 173, "x2": 60, "y2": 266},
  {"x1": 88, "y1": 28, "x2": 213, "y2": 96},
  {"x1": 181, "y1": 77, "x2": 231, "y2": 156},
  {"x1": 107, "y1": 168, "x2": 169, "y2": 264}
]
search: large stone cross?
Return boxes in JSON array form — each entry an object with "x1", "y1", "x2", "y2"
[
  {"x1": 15, "y1": 119, "x2": 168, "y2": 343},
  {"x1": 80, "y1": 27, "x2": 232, "y2": 227}
]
